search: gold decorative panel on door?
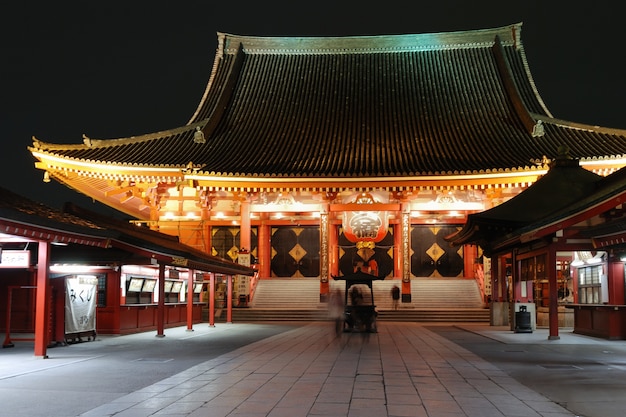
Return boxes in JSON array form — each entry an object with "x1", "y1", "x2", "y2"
[
  {"x1": 411, "y1": 225, "x2": 463, "y2": 277},
  {"x1": 270, "y1": 226, "x2": 320, "y2": 278}
]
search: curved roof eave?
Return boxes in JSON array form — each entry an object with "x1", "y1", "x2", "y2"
[
  {"x1": 216, "y1": 23, "x2": 524, "y2": 54},
  {"x1": 30, "y1": 148, "x2": 190, "y2": 172},
  {"x1": 27, "y1": 24, "x2": 626, "y2": 181},
  {"x1": 31, "y1": 121, "x2": 206, "y2": 151}
]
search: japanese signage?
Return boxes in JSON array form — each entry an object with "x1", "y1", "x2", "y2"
[
  {"x1": 65, "y1": 275, "x2": 98, "y2": 334},
  {"x1": 0, "y1": 250, "x2": 30, "y2": 268}
]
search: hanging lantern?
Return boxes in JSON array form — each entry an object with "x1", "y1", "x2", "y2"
[
  {"x1": 342, "y1": 192, "x2": 389, "y2": 243},
  {"x1": 342, "y1": 210, "x2": 388, "y2": 243}
]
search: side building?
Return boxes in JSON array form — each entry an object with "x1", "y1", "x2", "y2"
[
  {"x1": 447, "y1": 147, "x2": 626, "y2": 340},
  {"x1": 0, "y1": 187, "x2": 254, "y2": 357},
  {"x1": 28, "y1": 23, "x2": 626, "y2": 306}
]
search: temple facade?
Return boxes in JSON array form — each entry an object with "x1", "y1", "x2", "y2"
[{"x1": 29, "y1": 23, "x2": 626, "y2": 305}]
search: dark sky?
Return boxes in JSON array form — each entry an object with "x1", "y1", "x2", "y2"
[{"x1": 2, "y1": 1, "x2": 625, "y2": 217}]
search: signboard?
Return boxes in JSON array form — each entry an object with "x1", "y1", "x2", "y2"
[
  {"x1": 65, "y1": 275, "x2": 97, "y2": 334},
  {"x1": 141, "y1": 279, "x2": 157, "y2": 293},
  {"x1": 172, "y1": 281, "x2": 184, "y2": 293},
  {"x1": 0, "y1": 250, "x2": 30, "y2": 268},
  {"x1": 235, "y1": 276, "x2": 250, "y2": 296},
  {"x1": 128, "y1": 277, "x2": 144, "y2": 292}
]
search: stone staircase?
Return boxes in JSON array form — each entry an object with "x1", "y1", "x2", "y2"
[{"x1": 217, "y1": 277, "x2": 489, "y2": 323}]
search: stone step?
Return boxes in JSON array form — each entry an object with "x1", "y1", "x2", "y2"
[
  {"x1": 250, "y1": 278, "x2": 484, "y2": 310},
  {"x1": 206, "y1": 307, "x2": 490, "y2": 323},
  {"x1": 213, "y1": 277, "x2": 490, "y2": 323}
]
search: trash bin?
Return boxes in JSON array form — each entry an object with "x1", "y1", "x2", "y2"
[{"x1": 515, "y1": 305, "x2": 533, "y2": 333}]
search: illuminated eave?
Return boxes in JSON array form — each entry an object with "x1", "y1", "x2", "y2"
[
  {"x1": 0, "y1": 221, "x2": 110, "y2": 247},
  {"x1": 32, "y1": 151, "x2": 184, "y2": 179},
  {"x1": 32, "y1": 151, "x2": 626, "y2": 193},
  {"x1": 185, "y1": 170, "x2": 548, "y2": 192}
]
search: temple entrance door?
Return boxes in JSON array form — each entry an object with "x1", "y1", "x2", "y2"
[
  {"x1": 411, "y1": 225, "x2": 464, "y2": 277},
  {"x1": 211, "y1": 226, "x2": 258, "y2": 264},
  {"x1": 270, "y1": 226, "x2": 320, "y2": 277}
]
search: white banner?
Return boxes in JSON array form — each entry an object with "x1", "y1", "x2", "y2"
[{"x1": 65, "y1": 275, "x2": 98, "y2": 334}]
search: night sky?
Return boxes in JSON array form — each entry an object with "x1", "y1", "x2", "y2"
[{"x1": 2, "y1": 1, "x2": 625, "y2": 217}]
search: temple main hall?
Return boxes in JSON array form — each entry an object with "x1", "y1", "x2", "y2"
[{"x1": 29, "y1": 23, "x2": 626, "y2": 304}]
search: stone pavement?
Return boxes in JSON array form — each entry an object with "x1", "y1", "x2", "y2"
[{"x1": 72, "y1": 322, "x2": 576, "y2": 417}]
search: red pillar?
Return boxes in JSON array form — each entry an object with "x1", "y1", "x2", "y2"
[
  {"x1": 548, "y1": 249, "x2": 560, "y2": 340},
  {"x1": 34, "y1": 241, "x2": 50, "y2": 358},
  {"x1": 329, "y1": 222, "x2": 339, "y2": 277},
  {"x1": 400, "y1": 207, "x2": 412, "y2": 302},
  {"x1": 464, "y1": 245, "x2": 477, "y2": 279},
  {"x1": 156, "y1": 263, "x2": 166, "y2": 337},
  {"x1": 111, "y1": 269, "x2": 122, "y2": 332},
  {"x1": 240, "y1": 198, "x2": 251, "y2": 252},
  {"x1": 319, "y1": 209, "x2": 331, "y2": 301},
  {"x1": 226, "y1": 275, "x2": 233, "y2": 323},
  {"x1": 494, "y1": 256, "x2": 501, "y2": 302},
  {"x1": 394, "y1": 222, "x2": 402, "y2": 278},
  {"x1": 186, "y1": 269, "x2": 195, "y2": 331},
  {"x1": 209, "y1": 273, "x2": 216, "y2": 327},
  {"x1": 258, "y1": 216, "x2": 270, "y2": 278},
  {"x1": 609, "y1": 262, "x2": 625, "y2": 304}
]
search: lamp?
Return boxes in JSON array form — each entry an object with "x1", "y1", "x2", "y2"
[
  {"x1": 43, "y1": 171, "x2": 51, "y2": 183},
  {"x1": 571, "y1": 251, "x2": 584, "y2": 267},
  {"x1": 586, "y1": 252, "x2": 605, "y2": 264}
]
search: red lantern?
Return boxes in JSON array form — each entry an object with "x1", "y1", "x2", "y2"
[{"x1": 342, "y1": 210, "x2": 388, "y2": 243}]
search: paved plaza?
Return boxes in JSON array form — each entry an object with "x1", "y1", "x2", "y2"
[{"x1": 2, "y1": 322, "x2": 626, "y2": 416}]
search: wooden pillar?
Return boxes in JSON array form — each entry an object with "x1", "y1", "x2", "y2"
[
  {"x1": 494, "y1": 256, "x2": 502, "y2": 302},
  {"x1": 186, "y1": 269, "x2": 195, "y2": 331},
  {"x1": 509, "y1": 251, "x2": 519, "y2": 331},
  {"x1": 52, "y1": 279, "x2": 65, "y2": 344},
  {"x1": 208, "y1": 273, "x2": 216, "y2": 327},
  {"x1": 202, "y1": 205, "x2": 212, "y2": 254},
  {"x1": 226, "y1": 275, "x2": 233, "y2": 323},
  {"x1": 393, "y1": 223, "x2": 402, "y2": 278},
  {"x1": 609, "y1": 261, "x2": 625, "y2": 304},
  {"x1": 464, "y1": 245, "x2": 477, "y2": 279},
  {"x1": 319, "y1": 209, "x2": 330, "y2": 301},
  {"x1": 156, "y1": 263, "x2": 166, "y2": 337},
  {"x1": 548, "y1": 249, "x2": 560, "y2": 340},
  {"x1": 240, "y1": 197, "x2": 251, "y2": 252},
  {"x1": 34, "y1": 241, "x2": 50, "y2": 358},
  {"x1": 330, "y1": 222, "x2": 339, "y2": 277},
  {"x1": 401, "y1": 205, "x2": 412, "y2": 302},
  {"x1": 258, "y1": 215, "x2": 270, "y2": 278},
  {"x1": 108, "y1": 269, "x2": 122, "y2": 333}
]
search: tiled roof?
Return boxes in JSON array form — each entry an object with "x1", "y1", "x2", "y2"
[
  {"x1": 0, "y1": 186, "x2": 108, "y2": 245},
  {"x1": 30, "y1": 23, "x2": 626, "y2": 179},
  {"x1": 447, "y1": 151, "x2": 626, "y2": 255},
  {"x1": 63, "y1": 203, "x2": 254, "y2": 275},
  {"x1": 0, "y1": 186, "x2": 254, "y2": 275}
]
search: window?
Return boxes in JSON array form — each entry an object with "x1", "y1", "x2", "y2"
[
  {"x1": 97, "y1": 275, "x2": 107, "y2": 307},
  {"x1": 578, "y1": 265, "x2": 601, "y2": 304}
]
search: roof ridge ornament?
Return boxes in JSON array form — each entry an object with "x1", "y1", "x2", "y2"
[
  {"x1": 550, "y1": 145, "x2": 579, "y2": 168},
  {"x1": 193, "y1": 126, "x2": 205, "y2": 144},
  {"x1": 557, "y1": 144, "x2": 572, "y2": 159},
  {"x1": 532, "y1": 120, "x2": 544, "y2": 137}
]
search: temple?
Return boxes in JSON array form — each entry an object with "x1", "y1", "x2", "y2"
[{"x1": 27, "y1": 23, "x2": 626, "y2": 334}]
